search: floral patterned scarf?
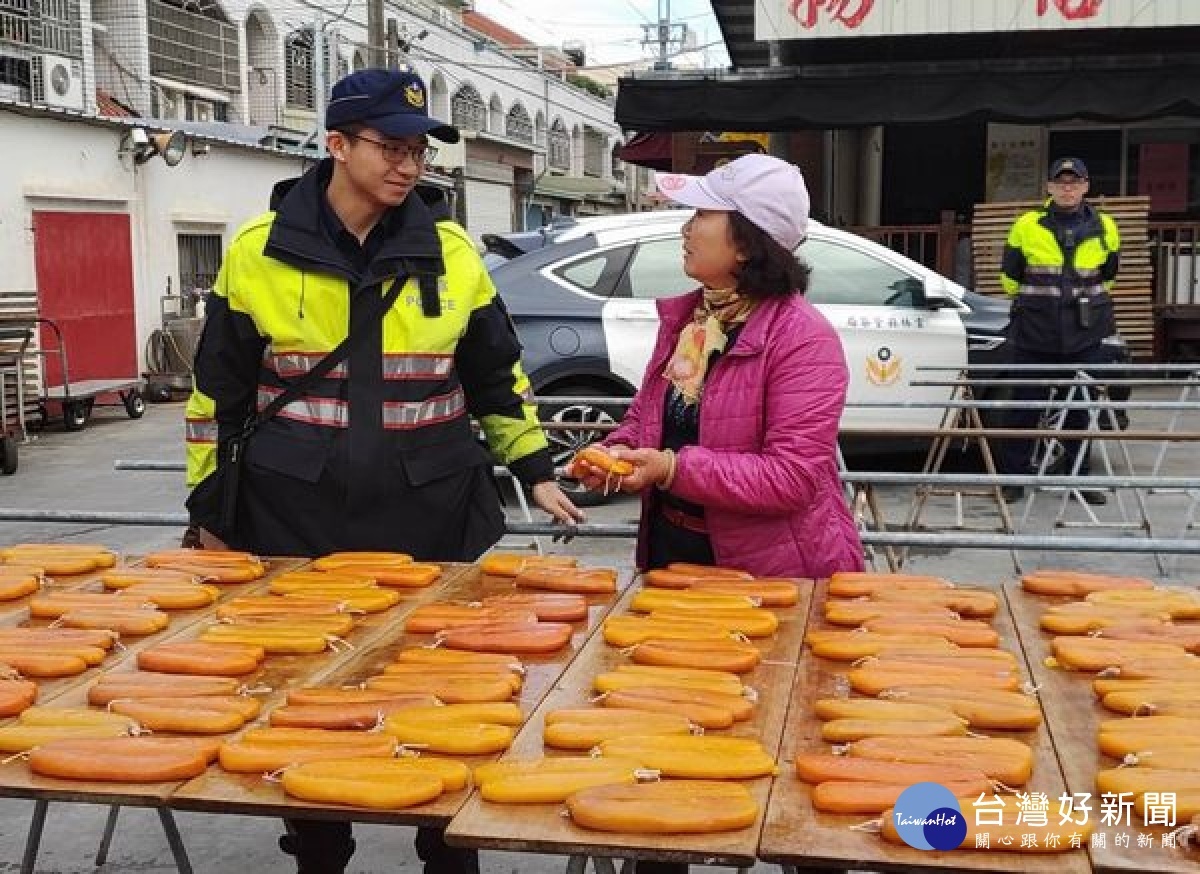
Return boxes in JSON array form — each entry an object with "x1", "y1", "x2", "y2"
[{"x1": 662, "y1": 287, "x2": 755, "y2": 406}]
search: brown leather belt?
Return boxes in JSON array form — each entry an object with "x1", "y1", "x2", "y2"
[{"x1": 660, "y1": 504, "x2": 708, "y2": 534}]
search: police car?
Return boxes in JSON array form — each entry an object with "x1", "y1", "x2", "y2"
[{"x1": 486, "y1": 211, "x2": 1014, "y2": 499}]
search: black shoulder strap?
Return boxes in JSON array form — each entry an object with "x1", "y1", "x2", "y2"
[{"x1": 249, "y1": 275, "x2": 407, "y2": 433}]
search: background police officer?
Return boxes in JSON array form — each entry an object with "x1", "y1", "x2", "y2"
[{"x1": 997, "y1": 157, "x2": 1121, "y2": 504}]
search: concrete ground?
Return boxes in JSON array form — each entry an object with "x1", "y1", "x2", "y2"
[{"x1": 0, "y1": 394, "x2": 1196, "y2": 872}]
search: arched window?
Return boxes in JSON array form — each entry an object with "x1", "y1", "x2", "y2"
[
  {"x1": 548, "y1": 118, "x2": 570, "y2": 170},
  {"x1": 506, "y1": 103, "x2": 533, "y2": 143},
  {"x1": 451, "y1": 84, "x2": 485, "y2": 132},
  {"x1": 284, "y1": 28, "x2": 314, "y2": 110}
]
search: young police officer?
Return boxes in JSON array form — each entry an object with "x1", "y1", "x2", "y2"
[{"x1": 184, "y1": 68, "x2": 583, "y2": 874}]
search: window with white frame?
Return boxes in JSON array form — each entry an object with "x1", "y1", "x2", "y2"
[
  {"x1": 506, "y1": 103, "x2": 533, "y2": 143},
  {"x1": 285, "y1": 28, "x2": 314, "y2": 110},
  {"x1": 451, "y1": 84, "x2": 485, "y2": 132},
  {"x1": 548, "y1": 118, "x2": 570, "y2": 170}
]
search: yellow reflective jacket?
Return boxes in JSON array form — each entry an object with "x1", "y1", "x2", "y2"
[
  {"x1": 999, "y1": 200, "x2": 1120, "y2": 354},
  {"x1": 185, "y1": 164, "x2": 550, "y2": 558}
]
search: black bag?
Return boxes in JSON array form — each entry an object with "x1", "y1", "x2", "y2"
[{"x1": 218, "y1": 277, "x2": 411, "y2": 533}]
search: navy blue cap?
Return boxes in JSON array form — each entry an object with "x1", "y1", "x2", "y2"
[
  {"x1": 326, "y1": 68, "x2": 460, "y2": 143},
  {"x1": 1049, "y1": 156, "x2": 1088, "y2": 180}
]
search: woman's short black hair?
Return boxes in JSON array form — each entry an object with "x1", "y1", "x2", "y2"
[{"x1": 729, "y1": 212, "x2": 810, "y2": 298}]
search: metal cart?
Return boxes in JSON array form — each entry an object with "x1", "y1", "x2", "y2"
[{"x1": 36, "y1": 317, "x2": 145, "y2": 431}]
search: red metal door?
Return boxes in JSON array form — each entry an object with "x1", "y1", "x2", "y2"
[{"x1": 33, "y1": 211, "x2": 137, "y2": 387}]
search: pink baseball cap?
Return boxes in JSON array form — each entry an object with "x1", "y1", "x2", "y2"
[{"x1": 654, "y1": 154, "x2": 810, "y2": 251}]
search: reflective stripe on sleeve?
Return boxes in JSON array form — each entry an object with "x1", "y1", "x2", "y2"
[{"x1": 185, "y1": 418, "x2": 218, "y2": 444}]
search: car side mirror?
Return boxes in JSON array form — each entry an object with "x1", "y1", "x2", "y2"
[{"x1": 920, "y1": 278, "x2": 955, "y2": 310}]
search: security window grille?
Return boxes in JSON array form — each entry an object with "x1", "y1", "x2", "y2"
[
  {"x1": 548, "y1": 120, "x2": 570, "y2": 170},
  {"x1": 451, "y1": 84, "x2": 485, "y2": 132},
  {"x1": 0, "y1": 0, "x2": 29, "y2": 47},
  {"x1": 148, "y1": 0, "x2": 239, "y2": 91},
  {"x1": 37, "y1": 0, "x2": 76, "y2": 53},
  {"x1": 506, "y1": 103, "x2": 532, "y2": 143},
  {"x1": 285, "y1": 28, "x2": 313, "y2": 110},
  {"x1": 1, "y1": 0, "x2": 81, "y2": 55},
  {"x1": 178, "y1": 233, "x2": 222, "y2": 306}
]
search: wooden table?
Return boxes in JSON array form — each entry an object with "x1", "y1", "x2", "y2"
[
  {"x1": 758, "y1": 580, "x2": 1090, "y2": 874},
  {"x1": 1005, "y1": 583, "x2": 1198, "y2": 874},
  {"x1": 0, "y1": 555, "x2": 307, "y2": 874},
  {"x1": 444, "y1": 577, "x2": 815, "y2": 869},
  {"x1": 170, "y1": 563, "x2": 634, "y2": 826},
  {"x1": 0, "y1": 556, "x2": 311, "y2": 729}
]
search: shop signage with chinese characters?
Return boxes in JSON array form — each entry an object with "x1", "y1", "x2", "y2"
[{"x1": 757, "y1": 0, "x2": 1200, "y2": 41}]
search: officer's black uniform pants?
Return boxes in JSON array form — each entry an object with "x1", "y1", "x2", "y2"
[
  {"x1": 282, "y1": 820, "x2": 478, "y2": 874},
  {"x1": 997, "y1": 343, "x2": 1111, "y2": 478}
]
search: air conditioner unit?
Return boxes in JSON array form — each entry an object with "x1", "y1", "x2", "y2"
[
  {"x1": 31, "y1": 53, "x2": 85, "y2": 112},
  {"x1": 190, "y1": 99, "x2": 214, "y2": 122}
]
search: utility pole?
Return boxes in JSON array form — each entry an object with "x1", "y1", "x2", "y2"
[
  {"x1": 386, "y1": 19, "x2": 400, "y2": 70},
  {"x1": 642, "y1": 0, "x2": 684, "y2": 71},
  {"x1": 367, "y1": 0, "x2": 385, "y2": 67}
]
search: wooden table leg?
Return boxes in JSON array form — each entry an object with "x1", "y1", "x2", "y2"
[{"x1": 20, "y1": 799, "x2": 48, "y2": 874}]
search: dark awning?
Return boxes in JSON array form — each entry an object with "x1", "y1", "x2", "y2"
[
  {"x1": 616, "y1": 54, "x2": 1200, "y2": 131},
  {"x1": 617, "y1": 132, "x2": 673, "y2": 170}
]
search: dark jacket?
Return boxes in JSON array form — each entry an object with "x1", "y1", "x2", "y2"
[{"x1": 185, "y1": 161, "x2": 552, "y2": 560}]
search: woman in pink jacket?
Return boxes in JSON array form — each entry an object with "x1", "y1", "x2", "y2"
[{"x1": 575, "y1": 154, "x2": 863, "y2": 580}]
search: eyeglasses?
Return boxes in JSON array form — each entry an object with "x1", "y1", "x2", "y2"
[{"x1": 346, "y1": 133, "x2": 437, "y2": 165}]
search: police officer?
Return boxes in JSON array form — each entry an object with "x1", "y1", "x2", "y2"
[
  {"x1": 183, "y1": 68, "x2": 583, "y2": 874},
  {"x1": 997, "y1": 157, "x2": 1120, "y2": 504}
]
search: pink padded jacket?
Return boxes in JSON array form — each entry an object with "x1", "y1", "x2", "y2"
[{"x1": 606, "y1": 289, "x2": 864, "y2": 578}]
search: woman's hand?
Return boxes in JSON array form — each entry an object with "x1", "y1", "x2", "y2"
[
  {"x1": 611, "y1": 447, "x2": 675, "y2": 493},
  {"x1": 569, "y1": 444, "x2": 632, "y2": 493}
]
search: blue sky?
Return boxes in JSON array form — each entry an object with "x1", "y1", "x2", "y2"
[{"x1": 473, "y1": 0, "x2": 730, "y2": 68}]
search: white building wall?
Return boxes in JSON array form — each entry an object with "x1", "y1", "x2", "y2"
[{"x1": 0, "y1": 108, "x2": 306, "y2": 372}]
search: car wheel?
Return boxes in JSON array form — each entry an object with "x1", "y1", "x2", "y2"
[{"x1": 540, "y1": 384, "x2": 629, "y2": 508}]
